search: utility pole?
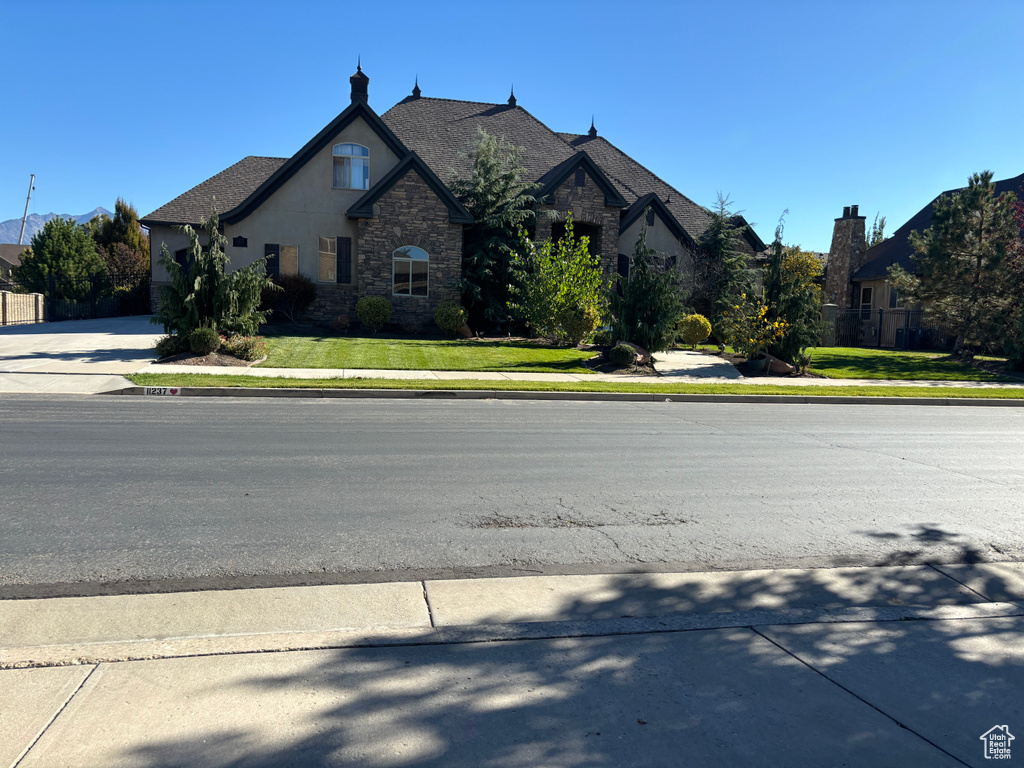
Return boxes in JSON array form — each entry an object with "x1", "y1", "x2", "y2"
[{"x1": 18, "y1": 174, "x2": 35, "y2": 246}]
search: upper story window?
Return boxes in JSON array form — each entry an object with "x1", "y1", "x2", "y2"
[
  {"x1": 393, "y1": 246, "x2": 428, "y2": 296},
  {"x1": 333, "y1": 143, "x2": 369, "y2": 190}
]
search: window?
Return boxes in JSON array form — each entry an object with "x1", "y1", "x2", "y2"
[
  {"x1": 393, "y1": 246, "x2": 428, "y2": 296},
  {"x1": 280, "y1": 245, "x2": 298, "y2": 276},
  {"x1": 888, "y1": 286, "x2": 901, "y2": 309},
  {"x1": 174, "y1": 248, "x2": 190, "y2": 278},
  {"x1": 320, "y1": 237, "x2": 352, "y2": 284},
  {"x1": 645, "y1": 209, "x2": 655, "y2": 226},
  {"x1": 333, "y1": 143, "x2": 369, "y2": 190},
  {"x1": 318, "y1": 238, "x2": 336, "y2": 282},
  {"x1": 574, "y1": 168, "x2": 586, "y2": 187},
  {"x1": 265, "y1": 244, "x2": 280, "y2": 279},
  {"x1": 232, "y1": 236, "x2": 248, "y2": 248},
  {"x1": 859, "y1": 286, "x2": 873, "y2": 319}
]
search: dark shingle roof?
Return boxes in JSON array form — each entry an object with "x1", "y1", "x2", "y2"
[
  {"x1": 382, "y1": 96, "x2": 577, "y2": 182},
  {"x1": 141, "y1": 156, "x2": 287, "y2": 226},
  {"x1": 853, "y1": 171, "x2": 1024, "y2": 281},
  {"x1": 0, "y1": 243, "x2": 27, "y2": 266}
]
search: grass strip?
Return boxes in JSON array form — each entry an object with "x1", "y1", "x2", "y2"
[{"x1": 126, "y1": 373, "x2": 1024, "y2": 400}]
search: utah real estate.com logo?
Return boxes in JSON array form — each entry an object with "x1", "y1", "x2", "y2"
[{"x1": 980, "y1": 725, "x2": 1014, "y2": 760}]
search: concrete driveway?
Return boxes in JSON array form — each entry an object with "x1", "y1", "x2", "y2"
[{"x1": 0, "y1": 316, "x2": 164, "y2": 394}]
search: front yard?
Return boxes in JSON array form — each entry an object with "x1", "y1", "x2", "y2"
[
  {"x1": 807, "y1": 347, "x2": 1016, "y2": 381},
  {"x1": 257, "y1": 330, "x2": 596, "y2": 373}
]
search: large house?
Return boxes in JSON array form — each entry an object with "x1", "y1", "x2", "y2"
[{"x1": 142, "y1": 66, "x2": 765, "y2": 325}]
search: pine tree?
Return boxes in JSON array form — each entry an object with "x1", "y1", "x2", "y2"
[
  {"x1": 763, "y1": 223, "x2": 824, "y2": 364},
  {"x1": 153, "y1": 211, "x2": 279, "y2": 336},
  {"x1": 867, "y1": 213, "x2": 887, "y2": 248},
  {"x1": 888, "y1": 171, "x2": 1020, "y2": 355},
  {"x1": 608, "y1": 221, "x2": 682, "y2": 352},
  {"x1": 692, "y1": 195, "x2": 754, "y2": 332},
  {"x1": 449, "y1": 129, "x2": 540, "y2": 329},
  {"x1": 12, "y1": 216, "x2": 106, "y2": 299}
]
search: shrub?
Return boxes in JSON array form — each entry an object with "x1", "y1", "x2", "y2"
[
  {"x1": 274, "y1": 273, "x2": 318, "y2": 323},
  {"x1": 356, "y1": 296, "x2": 393, "y2": 333},
  {"x1": 154, "y1": 334, "x2": 187, "y2": 359},
  {"x1": 677, "y1": 313, "x2": 712, "y2": 349},
  {"x1": 609, "y1": 342, "x2": 637, "y2": 367},
  {"x1": 555, "y1": 305, "x2": 601, "y2": 347},
  {"x1": 591, "y1": 328, "x2": 613, "y2": 347},
  {"x1": 400, "y1": 319, "x2": 423, "y2": 335},
  {"x1": 189, "y1": 326, "x2": 221, "y2": 356},
  {"x1": 608, "y1": 224, "x2": 682, "y2": 352},
  {"x1": 434, "y1": 301, "x2": 468, "y2": 337},
  {"x1": 221, "y1": 334, "x2": 267, "y2": 361},
  {"x1": 720, "y1": 294, "x2": 788, "y2": 359}
]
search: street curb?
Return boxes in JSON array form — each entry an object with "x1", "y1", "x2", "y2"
[{"x1": 104, "y1": 385, "x2": 1024, "y2": 407}]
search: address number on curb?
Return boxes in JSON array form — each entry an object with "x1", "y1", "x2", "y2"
[{"x1": 145, "y1": 387, "x2": 181, "y2": 396}]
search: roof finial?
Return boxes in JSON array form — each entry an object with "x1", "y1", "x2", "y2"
[
  {"x1": 508, "y1": 84, "x2": 517, "y2": 107},
  {"x1": 357, "y1": 55, "x2": 361, "y2": 72},
  {"x1": 588, "y1": 115, "x2": 597, "y2": 139},
  {"x1": 412, "y1": 75, "x2": 421, "y2": 98}
]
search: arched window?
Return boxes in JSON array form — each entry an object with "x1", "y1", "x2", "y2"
[
  {"x1": 333, "y1": 143, "x2": 369, "y2": 190},
  {"x1": 393, "y1": 246, "x2": 428, "y2": 296}
]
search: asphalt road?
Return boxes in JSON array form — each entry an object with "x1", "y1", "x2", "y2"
[{"x1": 2, "y1": 395, "x2": 1023, "y2": 596}]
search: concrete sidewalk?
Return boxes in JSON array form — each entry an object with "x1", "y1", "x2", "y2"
[{"x1": 4, "y1": 563, "x2": 1023, "y2": 766}]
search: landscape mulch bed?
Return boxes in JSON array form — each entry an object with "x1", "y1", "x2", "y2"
[{"x1": 155, "y1": 352, "x2": 255, "y2": 367}]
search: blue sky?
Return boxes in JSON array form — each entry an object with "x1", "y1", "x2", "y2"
[{"x1": 2, "y1": 0, "x2": 1022, "y2": 252}]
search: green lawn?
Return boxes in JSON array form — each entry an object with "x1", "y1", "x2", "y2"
[
  {"x1": 127, "y1": 373, "x2": 1024, "y2": 400},
  {"x1": 257, "y1": 331, "x2": 596, "y2": 373},
  {"x1": 808, "y1": 347, "x2": 1016, "y2": 381}
]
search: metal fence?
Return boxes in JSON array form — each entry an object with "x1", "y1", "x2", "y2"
[
  {"x1": 0, "y1": 272, "x2": 150, "y2": 326},
  {"x1": 823, "y1": 308, "x2": 956, "y2": 350}
]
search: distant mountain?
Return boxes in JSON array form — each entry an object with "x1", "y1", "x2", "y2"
[{"x1": 0, "y1": 207, "x2": 112, "y2": 246}]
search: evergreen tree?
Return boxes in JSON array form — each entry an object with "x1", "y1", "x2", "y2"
[
  {"x1": 888, "y1": 171, "x2": 1020, "y2": 355},
  {"x1": 867, "y1": 213, "x2": 887, "y2": 248},
  {"x1": 12, "y1": 216, "x2": 106, "y2": 299},
  {"x1": 608, "y1": 221, "x2": 682, "y2": 352},
  {"x1": 449, "y1": 129, "x2": 540, "y2": 328},
  {"x1": 692, "y1": 195, "x2": 754, "y2": 332},
  {"x1": 763, "y1": 222, "x2": 824, "y2": 364},
  {"x1": 153, "y1": 211, "x2": 279, "y2": 336},
  {"x1": 88, "y1": 198, "x2": 150, "y2": 273}
]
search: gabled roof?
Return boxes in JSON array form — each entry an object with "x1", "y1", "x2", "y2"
[
  {"x1": 383, "y1": 96, "x2": 577, "y2": 182},
  {"x1": 619, "y1": 193, "x2": 696, "y2": 250},
  {"x1": 347, "y1": 152, "x2": 473, "y2": 224},
  {"x1": 852, "y1": 170, "x2": 1024, "y2": 281},
  {"x1": 222, "y1": 101, "x2": 410, "y2": 225},
  {"x1": 537, "y1": 151, "x2": 627, "y2": 208},
  {"x1": 141, "y1": 156, "x2": 287, "y2": 226}
]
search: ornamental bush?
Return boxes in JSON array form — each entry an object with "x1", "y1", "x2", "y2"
[
  {"x1": 434, "y1": 301, "x2": 468, "y2": 337},
  {"x1": 189, "y1": 326, "x2": 221, "y2": 355},
  {"x1": 609, "y1": 342, "x2": 637, "y2": 367},
  {"x1": 356, "y1": 296, "x2": 393, "y2": 333},
  {"x1": 273, "y1": 273, "x2": 318, "y2": 323},
  {"x1": 221, "y1": 334, "x2": 267, "y2": 361},
  {"x1": 677, "y1": 313, "x2": 712, "y2": 349},
  {"x1": 154, "y1": 334, "x2": 187, "y2": 359},
  {"x1": 591, "y1": 328, "x2": 613, "y2": 347}
]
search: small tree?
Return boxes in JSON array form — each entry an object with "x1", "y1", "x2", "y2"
[
  {"x1": 763, "y1": 223, "x2": 825, "y2": 364},
  {"x1": 508, "y1": 213, "x2": 607, "y2": 345},
  {"x1": 692, "y1": 194, "x2": 754, "y2": 330},
  {"x1": 88, "y1": 198, "x2": 150, "y2": 274},
  {"x1": 12, "y1": 217, "x2": 107, "y2": 299},
  {"x1": 607, "y1": 222, "x2": 682, "y2": 352},
  {"x1": 867, "y1": 213, "x2": 887, "y2": 248},
  {"x1": 449, "y1": 129, "x2": 540, "y2": 329},
  {"x1": 153, "y1": 211, "x2": 278, "y2": 336},
  {"x1": 889, "y1": 171, "x2": 1020, "y2": 355}
]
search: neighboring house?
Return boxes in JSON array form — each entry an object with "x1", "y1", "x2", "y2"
[
  {"x1": 825, "y1": 171, "x2": 1024, "y2": 314},
  {"x1": 142, "y1": 66, "x2": 765, "y2": 325},
  {"x1": 0, "y1": 243, "x2": 26, "y2": 282}
]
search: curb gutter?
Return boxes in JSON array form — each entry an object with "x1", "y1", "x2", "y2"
[{"x1": 105, "y1": 385, "x2": 1024, "y2": 407}]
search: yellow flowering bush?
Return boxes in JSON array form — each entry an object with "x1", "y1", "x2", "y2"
[{"x1": 720, "y1": 294, "x2": 788, "y2": 359}]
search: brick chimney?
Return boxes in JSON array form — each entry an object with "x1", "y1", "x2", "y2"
[
  {"x1": 350, "y1": 63, "x2": 368, "y2": 104},
  {"x1": 824, "y1": 205, "x2": 867, "y2": 309}
]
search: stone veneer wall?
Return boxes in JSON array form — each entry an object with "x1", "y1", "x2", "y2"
[
  {"x1": 534, "y1": 172, "x2": 621, "y2": 275},
  {"x1": 824, "y1": 209, "x2": 867, "y2": 309},
  {"x1": 356, "y1": 171, "x2": 463, "y2": 326}
]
